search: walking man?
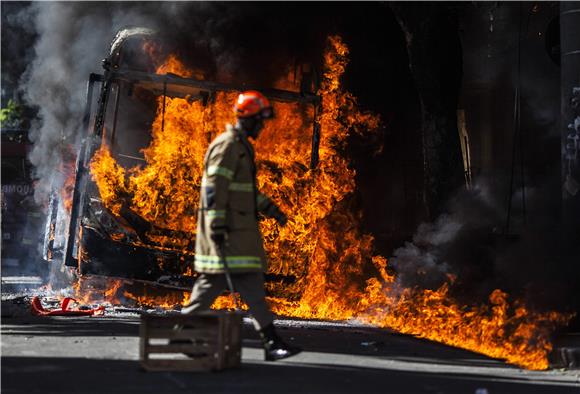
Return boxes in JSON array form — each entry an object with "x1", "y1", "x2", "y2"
[{"x1": 182, "y1": 90, "x2": 301, "y2": 361}]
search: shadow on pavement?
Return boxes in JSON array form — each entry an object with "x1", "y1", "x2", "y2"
[
  {"x1": 2, "y1": 316, "x2": 140, "y2": 338},
  {"x1": 0, "y1": 316, "x2": 540, "y2": 370},
  {"x1": 2, "y1": 315, "x2": 501, "y2": 368},
  {"x1": 2, "y1": 356, "x2": 578, "y2": 394}
]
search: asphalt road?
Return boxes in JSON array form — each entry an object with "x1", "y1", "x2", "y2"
[{"x1": 2, "y1": 313, "x2": 579, "y2": 394}]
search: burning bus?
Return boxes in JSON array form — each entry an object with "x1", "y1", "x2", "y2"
[
  {"x1": 43, "y1": 28, "x2": 321, "y2": 292},
  {"x1": 38, "y1": 26, "x2": 571, "y2": 371}
]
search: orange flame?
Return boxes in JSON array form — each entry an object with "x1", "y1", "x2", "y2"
[
  {"x1": 62, "y1": 173, "x2": 75, "y2": 212},
  {"x1": 60, "y1": 145, "x2": 78, "y2": 212},
  {"x1": 122, "y1": 287, "x2": 189, "y2": 309},
  {"x1": 211, "y1": 294, "x2": 249, "y2": 311},
  {"x1": 86, "y1": 35, "x2": 572, "y2": 370},
  {"x1": 89, "y1": 143, "x2": 128, "y2": 215},
  {"x1": 73, "y1": 277, "x2": 125, "y2": 305},
  {"x1": 74, "y1": 276, "x2": 190, "y2": 309},
  {"x1": 155, "y1": 54, "x2": 193, "y2": 78}
]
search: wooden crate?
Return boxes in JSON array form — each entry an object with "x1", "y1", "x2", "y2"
[{"x1": 139, "y1": 311, "x2": 242, "y2": 372}]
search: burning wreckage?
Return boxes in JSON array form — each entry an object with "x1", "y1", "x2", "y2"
[
  {"x1": 43, "y1": 28, "x2": 321, "y2": 292},
  {"x1": 38, "y1": 28, "x2": 573, "y2": 371}
]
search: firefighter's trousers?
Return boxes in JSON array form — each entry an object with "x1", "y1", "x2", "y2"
[{"x1": 182, "y1": 272, "x2": 274, "y2": 330}]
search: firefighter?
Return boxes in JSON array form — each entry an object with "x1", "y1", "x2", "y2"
[{"x1": 182, "y1": 90, "x2": 302, "y2": 361}]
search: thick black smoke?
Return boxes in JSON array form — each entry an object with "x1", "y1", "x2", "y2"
[
  {"x1": 390, "y1": 181, "x2": 501, "y2": 293},
  {"x1": 390, "y1": 175, "x2": 579, "y2": 318},
  {"x1": 15, "y1": 2, "x2": 331, "y2": 204},
  {"x1": 1, "y1": 2, "x2": 36, "y2": 102},
  {"x1": 389, "y1": 3, "x2": 579, "y2": 320}
]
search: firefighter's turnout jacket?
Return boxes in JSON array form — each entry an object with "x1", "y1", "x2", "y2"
[{"x1": 194, "y1": 124, "x2": 280, "y2": 274}]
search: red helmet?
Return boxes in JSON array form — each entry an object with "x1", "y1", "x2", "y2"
[{"x1": 233, "y1": 90, "x2": 273, "y2": 119}]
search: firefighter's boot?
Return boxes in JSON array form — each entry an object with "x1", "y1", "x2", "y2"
[{"x1": 259, "y1": 323, "x2": 302, "y2": 361}]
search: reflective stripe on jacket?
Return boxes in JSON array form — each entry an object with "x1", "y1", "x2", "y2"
[{"x1": 194, "y1": 124, "x2": 279, "y2": 274}]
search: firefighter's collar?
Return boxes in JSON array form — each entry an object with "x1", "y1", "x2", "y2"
[{"x1": 227, "y1": 123, "x2": 248, "y2": 142}]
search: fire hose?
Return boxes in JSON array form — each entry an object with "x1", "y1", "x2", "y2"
[{"x1": 217, "y1": 239, "x2": 241, "y2": 311}]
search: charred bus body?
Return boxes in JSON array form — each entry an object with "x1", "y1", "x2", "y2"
[{"x1": 43, "y1": 28, "x2": 320, "y2": 290}]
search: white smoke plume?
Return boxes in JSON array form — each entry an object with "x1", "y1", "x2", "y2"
[
  {"x1": 390, "y1": 181, "x2": 503, "y2": 293},
  {"x1": 21, "y1": 3, "x2": 165, "y2": 203}
]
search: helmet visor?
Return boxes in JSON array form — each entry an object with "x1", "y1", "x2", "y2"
[{"x1": 260, "y1": 107, "x2": 274, "y2": 119}]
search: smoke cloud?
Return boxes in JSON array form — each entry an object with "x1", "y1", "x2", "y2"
[
  {"x1": 386, "y1": 3, "x2": 576, "y2": 313},
  {"x1": 15, "y1": 2, "x2": 330, "y2": 204},
  {"x1": 21, "y1": 2, "x2": 162, "y2": 203},
  {"x1": 390, "y1": 181, "x2": 502, "y2": 295},
  {"x1": 390, "y1": 170, "x2": 579, "y2": 314}
]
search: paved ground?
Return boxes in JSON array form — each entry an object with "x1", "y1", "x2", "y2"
[
  {"x1": 2, "y1": 312, "x2": 579, "y2": 394},
  {"x1": 1, "y1": 272, "x2": 579, "y2": 394}
]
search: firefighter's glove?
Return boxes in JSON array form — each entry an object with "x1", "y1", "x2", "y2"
[
  {"x1": 211, "y1": 232, "x2": 226, "y2": 245},
  {"x1": 264, "y1": 203, "x2": 288, "y2": 227},
  {"x1": 210, "y1": 224, "x2": 228, "y2": 245},
  {"x1": 273, "y1": 210, "x2": 288, "y2": 227},
  {"x1": 274, "y1": 211, "x2": 288, "y2": 227}
]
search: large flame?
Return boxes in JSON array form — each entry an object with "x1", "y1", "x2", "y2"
[{"x1": 87, "y1": 36, "x2": 571, "y2": 370}]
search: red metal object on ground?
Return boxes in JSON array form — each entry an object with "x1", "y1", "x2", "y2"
[{"x1": 31, "y1": 296, "x2": 104, "y2": 316}]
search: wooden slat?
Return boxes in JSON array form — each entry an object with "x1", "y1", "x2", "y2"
[
  {"x1": 224, "y1": 313, "x2": 242, "y2": 369},
  {"x1": 216, "y1": 312, "x2": 225, "y2": 369},
  {"x1": 143, "y1": 318, "x2": 219, "y2": 330},
  {"x1": 232, "y1": 315, "x2": 242, "y2": 367},
  {"x1": 145, "y1": 344, "x2": 217, "y2": 355},
  {"x1": 145, "y1": 328, "x2": 218, "y2": 340},
  {"x1": 139, "y1": 318, "x2": 148, "y2": 361},
  {"x1": 143, "y1": 314, "x2": 218, "y2": 324},
  {"x1": 143, "y1": 314, "x2": 219, "y2": 322}
]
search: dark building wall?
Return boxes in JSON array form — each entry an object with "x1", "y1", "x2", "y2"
[
  {"x1": 561, "y1": 2, "x2": 580, "y2": 235},
  {"x1": 339, "y1": 5, "x2": 426, "y2": 253},
  {"x1": 460, "y1": 3, "x2": 561, "y2": 230}
]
